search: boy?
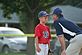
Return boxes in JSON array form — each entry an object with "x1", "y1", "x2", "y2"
[{"x1": 34, "y1": 11, "x2": 51, "y2": 55}]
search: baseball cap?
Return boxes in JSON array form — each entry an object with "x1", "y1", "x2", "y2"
[
  {"x1": 52, "y1": 8, "x2": 62, "y2": 15},
  {"x1": 38, "y1": 11, "x2": 49, "y2": 18}
]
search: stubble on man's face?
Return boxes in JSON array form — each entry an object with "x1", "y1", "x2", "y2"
[{"x1": 53, "y1": 15, "x2": 58, "y2": 21}]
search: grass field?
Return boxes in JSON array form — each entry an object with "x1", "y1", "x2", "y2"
[{"x1": 0, "y1": 52, "x2": 26, "y2": 55}]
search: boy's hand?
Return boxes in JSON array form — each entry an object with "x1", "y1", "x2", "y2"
[{"x1": 36, "y1": 46, "x2": 41, "y2": 52}]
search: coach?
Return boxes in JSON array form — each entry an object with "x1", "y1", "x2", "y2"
[{"x1": 52, "y1": 8, "x2": 82, "y2": 55}]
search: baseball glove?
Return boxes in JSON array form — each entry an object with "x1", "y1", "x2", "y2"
[{"x1": 48, "y1": 49, "x2": 53, "y2": 55}]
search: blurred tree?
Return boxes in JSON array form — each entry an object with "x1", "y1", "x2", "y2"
[
  {"x1": 0, "y1": 0, "x2": 82, "y2": 33},
  {"x1": 62, "y1": 0, "x2": 82, "y2": 8},
  {"x1": 0, "y1": 0, "x2": 65, "y2": 33}
]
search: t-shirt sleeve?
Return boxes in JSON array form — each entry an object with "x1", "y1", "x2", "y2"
[
  {"x1": 34, "y1": 26, "x2": 41, "y2": 38},
  {"x1": 54, "y1": 22, "x2": 63, "y2": 36}
]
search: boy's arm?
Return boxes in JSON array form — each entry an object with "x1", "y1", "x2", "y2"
[
  {"x1": 35, "y1": 37, "x2": 39, "y2": 48},
  {"x1": 48, "y1": 27, "x2": 52, "y2": 49},
  {"x1": 48, "y1": 42, "x2": 50, "y2": 49},
  {"x1": 35, "y1": 37, "x2": 41, "y2": 52}
]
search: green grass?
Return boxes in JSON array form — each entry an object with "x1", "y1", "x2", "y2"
[{"x1": 0, "y1": 52, "x2": 26, "y2": 55}]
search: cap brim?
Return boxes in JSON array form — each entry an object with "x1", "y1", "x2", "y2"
[
  {"x1": 39, "y1": 14, "x2": 50, "y2": 18},
  {"x1": 46, "y1": 14, "x2": 50, "y2": 16},
  {"x1": 42, "y1": 14, "x2": 49, "y2": 17}
]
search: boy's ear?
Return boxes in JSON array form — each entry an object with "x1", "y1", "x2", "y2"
[{"x1": 39, "y1": 17, "x2": 41, "y2": 20}]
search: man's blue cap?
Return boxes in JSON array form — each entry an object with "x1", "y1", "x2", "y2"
[
  {"x1": 52, "y1": 8, "x2": 62, "y2": 15},
  {"x1": 38, "y1": 11, "x2": 49, "y2": 18}
]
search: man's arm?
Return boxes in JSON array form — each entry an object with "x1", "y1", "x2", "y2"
[
  {"x1": 58, "y1": 35, "x2": 66, "y2": 51},
  {"x1": 58, "y1": 34, "x2": 66, "y2": 55},
  {"x1": 53, "y1": 22, "x2": 66, "y2": 55},
  {"x1": 48, "y1": 41, "x2": 51, "y2": 49}
]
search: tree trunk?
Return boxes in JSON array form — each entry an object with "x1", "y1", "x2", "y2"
[
  {"x1": 20, "y1": 12, "x2": 36, "y2": 33},
  {"x1": 20, "y1": 12, "x2": 38, "y2": 55},
  {"x1": 27, "y1": 37, "x2": 35, "y2": 55}
]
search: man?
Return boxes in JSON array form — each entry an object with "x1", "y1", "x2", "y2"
[
  {"x1": 34, "y1": 11, "x2": 51, "y2": 55},
  {"x1": 52, "y1": 8, "x2": 82, "y2": 55}
]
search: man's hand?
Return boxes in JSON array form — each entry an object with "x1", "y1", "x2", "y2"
[
  {"x1": 36, "y1": 46, "x2": 41, "y2": 52},
  {"x1": 61, "y1": 50, "x2": 66, "y2": 55}
]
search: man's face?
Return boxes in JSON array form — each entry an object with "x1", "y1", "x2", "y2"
[
  {"x1": 52, "y1": 14, "x2": 58, "y2": 21},
  {"x1": 39, "y1": 16, "x2": 48, "y2": 23}
]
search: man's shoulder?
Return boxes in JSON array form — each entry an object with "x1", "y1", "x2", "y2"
[{"x1": 54, "y1": 17, "x2": 66, "y2": 24}]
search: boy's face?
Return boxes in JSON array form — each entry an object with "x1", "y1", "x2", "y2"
[{"x1": 39, "y1": 16, "x2": 48, "y2": 23}]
